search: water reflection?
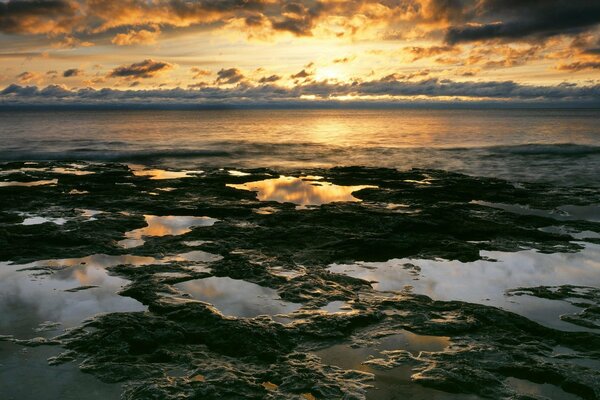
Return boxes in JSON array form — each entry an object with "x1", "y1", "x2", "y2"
[
  {"x1": 0, "y1": 344, "x2": 122, "y2": 400},
  {"x1": 167, "y1": 250, "x2": 223, "y2": 263},
  {"x1": 0, "y1": 258, "x2": 148, "y2": 339},
  {"x1": 119, "y1": 215, "x2": 218, "y2": 248},
  {"x1": 0, "y1": 179, "x2": 57, "y2": 187},
  {"x1": 329, "y1": 244, "x2": 600, "y2": 331},
  {"x1": 227, "y1": 176, "x2": 376, "y2": 207},
  {"x1": 314, "y1": 330, "x2": 463, "y2": 400},
  {"x1": 130, "y1": 165, "x2": 203, "y2": 180},
  {"x1": 473, "y1": 200, "x2": 600, "y2": 222},
  {"x1": 49, "y1": 167, "x2": 94, "y2": 176},
  {"x1": 505, "y1": 377, "x2": 580, "y2": 400},
  {"x1": 0, "y1": 256, "x2": 142, "y2": 400},
  {"x1": 21, "y1": 215, "x2": 67, "y2": 226},
  {"x1": 174, "y1": 277, "x2": 301, "y2": 318}
]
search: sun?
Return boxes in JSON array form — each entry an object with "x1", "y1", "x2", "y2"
[{"x1": 315, "y1": 66, "x2": 343, "y2": 81}]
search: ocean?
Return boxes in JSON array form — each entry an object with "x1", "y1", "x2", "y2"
[
  {"x1": 1, "y1": 108, "x2": 600, "y2": 400},
  {"x1": 2, "y1": 108, "x2": 600, "y2": 186}
]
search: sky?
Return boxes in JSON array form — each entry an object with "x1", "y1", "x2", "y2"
[{"x1": 1, "y1": 0, "x2": 600, "y2": 107}]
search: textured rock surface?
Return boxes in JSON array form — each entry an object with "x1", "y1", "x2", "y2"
[{"x1": 2, "y1": 162, "x2": 599, "y2": 399}]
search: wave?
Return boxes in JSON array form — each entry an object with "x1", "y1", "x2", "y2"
[
  {"x1": 0, "y1": 148, "x2": 231, "y2": 162},
  {"x1": 1, "y1": 142, "x2": 599, "y2": 166},
  {"x1": 482, "y1": 143, "x2": 600, "y2": 156}
]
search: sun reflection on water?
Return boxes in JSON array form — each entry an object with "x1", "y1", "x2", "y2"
[
  {"x1": 227, "y1": 176, "x2": 376, "y2": 207},
  {"x1": 119, "y1": 215, "x2": 218, "y2": 248}
]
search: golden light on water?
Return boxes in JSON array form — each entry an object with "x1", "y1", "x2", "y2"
[
  {"x1": 130, "y1": 167, "x2": 204, "y2": 180},
  {"x1": 119, "y1": 215, "x2": 217, "y2": 248},
  {"x1": 227, "y1": 176, "x2": 376, "y2": 206}
]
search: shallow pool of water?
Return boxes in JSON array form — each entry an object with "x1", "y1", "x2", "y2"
[
  {"x1": 174, "y1": 276, "x2": 302, "y2": 318},
  {"x1": 119, "y1": 215, "x2": 218, "y2": 248},
  {"x1": 329, "y1": 244, "x2": 600, "y2": 332},
  {"x1": 227, "y1": 175, "x2": 376, "y2": 207}
]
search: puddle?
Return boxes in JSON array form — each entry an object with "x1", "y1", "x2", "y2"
[
  {"x1": 20, "y1": 214, "x2": 67, "y2": 226},
  {"x1": 0, "y1": 343, "x2": 122, "y2": 400},
  {"x1": 49, "y1": 167, "x2": 94, "y2": 176},
  {"x1": 173, "y1": 277, "x2": 302, "y2": 318},
  {"x1": 228, "y1": 170, "x2": 251, "y2": 177},
  {"x1": 540, "y1": 226, "x2": 600, "y2": 240},
  {"x1": 166, "y1": 250, "x2": 223, "y2": 263},
  {"x1": 0, "y1": 167, "x2": 48, "y2": 175},
  {"x1": 68, "y1": 189, "x2": 89, "y2": 195},
  {"x1": 183, "y1": 240, "x2": 212, "y2": 247},
  {"x1": 256, "y1": 207, "x2": 280, "y2": 215},
  {"x1": 472, "y1": 201, "x2": 600, "y2": 222},
  {"x1": 130, "y1": 165, "x2": 204, "y2": 180},
  {"x1": 227, "y1": 176, "x2": 376, "y2": 207},
  {"x1": 0, "y1": 257, "x2": 135, "y2": 400},
  {"x1": 329, "y1": 244, "x2": 600, "y2": 331},
  {"x1": 505, "y1": 377, "x2": 581, "y2": 400},
  {"x1": 78, "y1": 209, "x2": 103, "y2": 221},
  {"x1": 119, "y1": 215, "x2": 218, "y2": 248},
  {"x1": 0, "y1": 179, "x2": 58, "y2": 187},
  {"x1": 0, "y1": 257, "x2": 148, "y2": 339},
  {"x1": 314, "y1": 331, "x2": 467, "y2": 400}
]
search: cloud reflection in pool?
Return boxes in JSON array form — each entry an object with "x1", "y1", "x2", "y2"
[
  {"x1": 119, "y1": 215, "x2": 218, "y2": 248},
  {"x1": 328, "y1": 244, "x2": 600, "y2": 331},
  {"x1": 227, "y1": 175, "x2": 376, "y2": 207},
  {"x1": 174, "y1": 276, "x2": 301, "y2": 318}
]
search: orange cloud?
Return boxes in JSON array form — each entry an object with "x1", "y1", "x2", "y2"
[
  {"x1": 108, "y1": 59, "x2": 175, "y2": 80},
  {"x1": 111, "y1": 28, "x2": 161, "y2": 46}
]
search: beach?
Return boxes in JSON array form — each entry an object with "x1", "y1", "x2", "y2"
[{"x1": 1, "y1": 109, "x2": 599, "y2": 399}]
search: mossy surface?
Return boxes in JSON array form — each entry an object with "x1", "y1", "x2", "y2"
[{"x1": 2, "y1": 162, "x2": 600, "y2": 399}]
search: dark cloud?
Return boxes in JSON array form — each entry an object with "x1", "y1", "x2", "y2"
[
  {"x1": 63, "y1": 68, "x2": 83, "y2": 77},
  {"x1": 215, "y1": 68, "x2": 245, "y2": 84},
  {"x1": 109, "y1": 59, "x2": 174, "y2": 79},
  {"x1": 291, "y1": 69, "x2": 311, "y2": 79},
  {"x1": 2, "y1": 78, "x2": 600, "y2": 107},
  {"x1": 259, "y1": 75, "x2": 281, "y2": 83},
  {"x1": 0, "y1": 0, "x2": 80, "y2": 35},
  {"x1": 445, "y1": 0, "x2": 600, "y2": 43},
  {"x1": 558, "y1": 61, "x2": 600, "y2": 71},
  {"x1": 1, "y1": 0, "x2": 598, "y2": 46},
  {"x1": 269, "y1": 1, "x2": 325, "y2": 36}
]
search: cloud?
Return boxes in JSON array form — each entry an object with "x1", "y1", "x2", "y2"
[
  {"x1": 445, "y1": 0, "x2": 600, "y2": 44},
  {"x1": 333, "y1": 56, "x2": 354, "y2": 64},
  {"x1": 291, "y1": 69, "x2": 312, "y2": 79},
  {"x1": 108, "y1": 59, "x2": 174, "y2": 79},
  {"x1": 191, "y1": 67, "x2": 211, "y2": 79},
  {"x1": 259, "y1": 75, "x2": 281, "y2": 83},
  {"x1": 2, "y1": 77, "x2": 600, "y2": 107},
  {"x1": 405, "y1": 45, "x2": 458, "y2": 61},
  {"x1": 111, "y1": 28, "x2": 160, "y2": 46},
  {"x1": 63, "y1": 68, "x2": 83, "y2": 77},
  {"x1": 557, "y1": 61, "x2": 600, "y2": 71},
  {"x1": 0, "y1": 0, "x2": 81, "y2": 35},
  {"x1": 52, "y1": 35, "x2": 94, "y2": 48},
  {"x1": 215, "y1": 68, "x2": 245, "y2": 84},
  {"x1": 16, "y1": 71, "x2": 42, "y2": 84}
]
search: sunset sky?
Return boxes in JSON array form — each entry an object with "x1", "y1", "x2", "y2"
[{"x1": 1, "y1": 0, "x2": 600, "y2": 106}]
